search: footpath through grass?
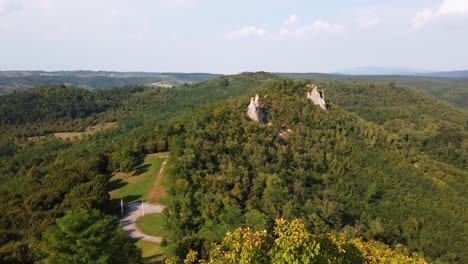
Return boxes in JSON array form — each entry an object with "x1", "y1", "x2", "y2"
[{"x1": 109, "y1": 154, "x2": 164, "y2": 205}]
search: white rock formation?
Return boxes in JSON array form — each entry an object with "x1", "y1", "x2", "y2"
[
  {"x1": 307, "y1": 85, "x2": 327, "y2": 111},
  {"x1": 247, "y1": 94, "x2": 265, "y2": 124}
]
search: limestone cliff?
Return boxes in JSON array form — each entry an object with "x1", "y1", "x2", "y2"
[
  {"x1": 247, "y1": 94, "x2": 266, "y2": 124},
  {"x1": 307, "y1": 84, "x2": 327, "y2": 110}
]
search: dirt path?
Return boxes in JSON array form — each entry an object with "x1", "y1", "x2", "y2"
[
  {"x1": 149, "y1": 158, "x2": 167, "y2": 203},
  {"x1": 119, "y1": 202, "x2": 166, "y2": 243}
]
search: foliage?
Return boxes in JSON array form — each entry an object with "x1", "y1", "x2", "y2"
[
  {"x1": 177, "y1": 218, "x2": 426, "y2": 264},
  {"x1": 39, "y1": 208, "x2": 142, "y2": 264},
  {"x1": 278, "y1": 73, "x2": 468, "y2": 109},
  {"x1": 323, "y1": 81, "x2": 467, "y2": 169}
]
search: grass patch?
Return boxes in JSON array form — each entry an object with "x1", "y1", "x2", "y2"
[
  {"x1": 28, "y1": 122, "x2": 118, "y2": 142},
  {"x1": 135, "y1": 240, "x2": 165, "y2": 263},
  {"x1": 109, "y1": 154, "x2": 163, "y2": 205},
  {"x1": 135, "y1": 213, "x2": 166, "y2": 237}
]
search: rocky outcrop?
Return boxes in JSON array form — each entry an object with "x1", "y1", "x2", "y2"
[
  {"x1": 247, "y1": 94, "x2": 266, "y2": 124},
  {"x1": 307, "y1": 84, "x2": 327, "y2": 111}
]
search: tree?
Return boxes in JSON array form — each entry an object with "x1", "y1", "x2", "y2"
[
  {"x1": 39, "y1": 209, "x2": 142, "y2": 264},
  {"x1": 177, "y1": 218, "x2": 426, "y2": 264}
]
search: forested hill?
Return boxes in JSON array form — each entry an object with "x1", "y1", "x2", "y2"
[
  {"x1": 278, "y1": 73, "x2": 468, "y2": 109},
  {"x1": 0, "y1": 85, "x2": 143, "y2": 125},
  {"x1": 0, "y1": 72, "x2": 275, "y2": 137},
  {"x1": 323, "y1": 81, "x2": 467, "y2": 170},
  {"x1": 164, "y1": 78, "x2": 467, "y2": 263}
]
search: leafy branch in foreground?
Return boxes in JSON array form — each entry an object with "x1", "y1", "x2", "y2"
[{"x1": 171, "y1": 218, "x2": 427, "y2": 264}]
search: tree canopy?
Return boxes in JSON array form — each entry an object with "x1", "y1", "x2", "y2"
[{"x1": 39, "y1": 209, "x2": 142, "y2": 264}]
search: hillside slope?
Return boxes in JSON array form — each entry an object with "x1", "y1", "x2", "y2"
[
  {"x1": 278, "y1": 73, "x2": 468, "y2": 109},
  {"x1": 164, "y1": 78, "x2": 467, "y2": 263},
  {"x1": 322, "y1": 81, "x2": 467, "y2": 170}
]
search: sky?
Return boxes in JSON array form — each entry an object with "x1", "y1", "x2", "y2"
[{"x1": 0, "y1": 0, "x2": 467, "y2": 74}]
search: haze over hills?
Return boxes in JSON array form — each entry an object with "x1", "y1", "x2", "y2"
[
  {"x1": 0, "y1": 70, "x2": 220, "y2": 95},
  {"x1": 335, "y1": 67, "x2": 468, "y2": 78}
]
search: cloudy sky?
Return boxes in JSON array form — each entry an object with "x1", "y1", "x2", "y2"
[{"x1": 0, "y1": 0, "x2": 467, "y2": 73}]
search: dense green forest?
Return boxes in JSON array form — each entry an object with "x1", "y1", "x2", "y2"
[
  {"x1": 0, "y1": 73, "x2": 466, "y2": 263},
  {"x1": 324, "y1": 81, "x2": 467, "y2": 170},
  {"x1": 278, "y1": 73, "x2": 468, "y2": 109}
]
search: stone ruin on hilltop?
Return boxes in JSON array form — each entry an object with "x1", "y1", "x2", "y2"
[
  {"x1": 246, "y1": 94, "x2": 266, "y2": 125},
  {"x1": 307, "y1": 84, "x2": 327, "y2": 111}
]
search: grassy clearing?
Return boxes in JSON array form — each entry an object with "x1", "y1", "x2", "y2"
[
  {"x1": 28, "y1": 122, "x2": 118, "y2": 142},
  {"x1": 135, "y1": 213, "x2": 166, "y2": 237},
  {"x1": 110, "y1": 153, "x2": 170, "y2": 260},
  {"x1": 135, "y1": 240, "x2": 165, "y2": 263},
  {"x1": 109, "y1": 154, "x2": 163, "y2": 204},
  {"x1": 54, "y1": 122, "x2": 118, "y2": 141}
]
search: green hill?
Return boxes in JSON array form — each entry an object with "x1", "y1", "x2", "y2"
[
  {"x1": 278, "y1": 73, "x2": 468, "y2": 109},
  {"x1": 323, "y1": 81, "x2": 467, "y2": 170},
  {"x1": 163, "y1": 78, "x2": 467, "y2": 263}
]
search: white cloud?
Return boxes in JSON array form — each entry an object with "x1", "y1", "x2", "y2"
[
  {"x1": 412, "y1": 8, "x2": 434, "y2": 29},
  {"x1": 226, "y1": 26, "x2": 269, "y2": 38},
  {"x1": 438, "y1": 0, "x2": 468, "y2": 15},
  {"x1": 279, "y1": 20, "x2": 343, "y2": 37},
  {"x1": 229, "y1": 15, "x2": 342, "y2": 39},
  {"x1": 355, "y1": 8, "x2": 381, "y2": 28},
  {"x1": 412, "y1": 0, "x2": 468, "y2": 29}
]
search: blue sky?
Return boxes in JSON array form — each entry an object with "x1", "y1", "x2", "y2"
[{"x1": 0, "y1": 0, "x2": 467, "y2": 73}]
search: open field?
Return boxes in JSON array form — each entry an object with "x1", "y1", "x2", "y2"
[
  {"x1": 28, "y1": 122, "x2": 117, "y2": 142},
  {"x1": 53, "y1": 122, "x2": 117, "y2": 141}
]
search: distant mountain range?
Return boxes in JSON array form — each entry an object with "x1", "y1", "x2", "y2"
[
  {"x1": 416, "y1": 70, "x2": 468, "y2": 78},
  {"x1": 335, "y1": 67, "x2": 468, "y2": 78}
]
